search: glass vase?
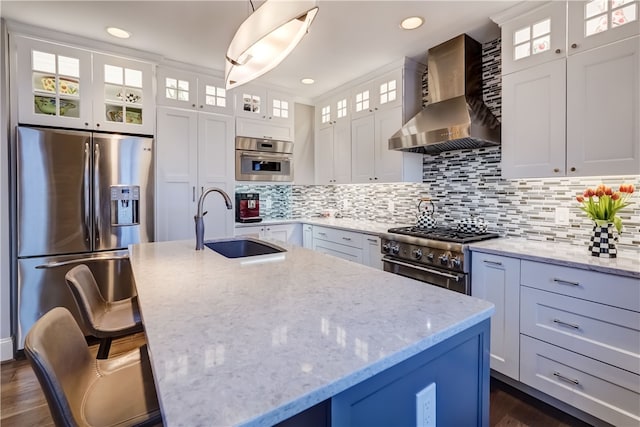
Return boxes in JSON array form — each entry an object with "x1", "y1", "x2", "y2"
[{"x1": 588, "y1": 222, "x2": 617, "y2": 258}]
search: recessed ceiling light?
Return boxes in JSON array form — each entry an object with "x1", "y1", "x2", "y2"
[
  {"x1": 400, "y1": 16, "x2": 424, "y2": 30},
  {"x1": 301, "y1": 78, "x2": 315, "y2": 85},
  {"x1": 106, "y1": 27, "x2": 131, "y2": 39}
]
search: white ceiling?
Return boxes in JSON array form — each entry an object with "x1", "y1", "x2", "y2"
[{"x1": 0, "y1": 0, "x2": 522, "y2": 101}]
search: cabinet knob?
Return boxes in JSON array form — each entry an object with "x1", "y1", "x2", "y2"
[
  {"x1": 84, "y1": 122, "x2": 89, "y2": 126},
  {"x1": 555, "y1": 48, "x2": 561, "y2": 54},
  {"x1": 192, "y1": 104, "x2": 196, "y2": 108},
  {"x1": 374, "y1": 177, "x2": 378, "y2": 180},
  {"x1": 200, "y1": 105, "x2": 204, "y2": 109},
  {"x1": 369, "y1": 177, "x2": 372, "y2": 180},
  {"x1": 571, "y1": 43, "x2": 578, "y2": 49},
  {"x1": 553, "y1": 168, "x2": 560, "y2": 173},
  {"x1": 570, "y1": 167, "x2": 576, "y2": 172},
  {"x1": 96, "y1": 123, "x2": 100, "y2": 127}
]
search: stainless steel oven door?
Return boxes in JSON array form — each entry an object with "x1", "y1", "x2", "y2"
[
  {"x1": 382, "y1": 256, "x2": 469, "y2": 294},
  {"x1": 235, "y1": 150, "x2": 293, "y2": 182}
]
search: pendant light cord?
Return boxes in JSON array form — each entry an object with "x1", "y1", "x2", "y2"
[{"x1": 249, "y1": 0, "x2": 255, "y2": 12}]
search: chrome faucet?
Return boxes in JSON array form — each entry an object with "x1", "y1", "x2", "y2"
[{"x1": 195, "y1": 187, "x2": 233, "y2": 250}]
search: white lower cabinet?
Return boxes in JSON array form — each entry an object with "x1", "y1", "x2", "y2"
[
  {"x1": 310, "y1": 225, "x2": 382, "y2": 269},
  {"x1": 302, "y1": 224, "x2": 313, "y2": 249},
  {"x1": 519, "y1": 260, "x2": 640, "y2": 426},
  {"x1": 234, "y1": 223, "x2": 302, "y2": 246},
  {"x1": 521, "y1": 335, "x2": 640, "y2": 427},
  {"x1": 471, "y1": 250, "x2": 640, "y2": 426},
  {"x1": 362, "y1": 235, "x2": 383, "y2": 270},
  {"x1": 471, "y1": 252, "x2": 521, "y2": 379}
]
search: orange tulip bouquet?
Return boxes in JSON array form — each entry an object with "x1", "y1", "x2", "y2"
[{"x1": 576, "y1": 184, "x2": 635, "y2": 257}]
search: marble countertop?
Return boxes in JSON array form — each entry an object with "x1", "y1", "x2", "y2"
[
  {"x1": 129, "y1": 239, "x2": 494, "y2": 427},
  {"x1": 235, "y1": 217, "x2": 410, "y2": 236},
  {"x1": 469, "y1": 238, "x2": 640, "y2": 279}
]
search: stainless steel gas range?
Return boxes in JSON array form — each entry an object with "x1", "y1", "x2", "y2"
[{"x1": 380, "y1": 226, "x2": 499, "y2": 295}]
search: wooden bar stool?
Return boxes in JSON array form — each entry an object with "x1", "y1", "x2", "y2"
[
  {"x1": 24, "y1": 307, "x2": 162, "y2": 427},
  {"x1": 65, "y1": 264, "x2": 144, "y2": 359}
]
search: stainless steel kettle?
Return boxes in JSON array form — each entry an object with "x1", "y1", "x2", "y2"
[{"x1": 416, "y1": 198, "x2": 437, "y2": 229}]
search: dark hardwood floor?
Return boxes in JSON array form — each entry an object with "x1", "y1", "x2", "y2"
[{"x1": 2, "y1": 336, "x2": 593, "y2": 426}]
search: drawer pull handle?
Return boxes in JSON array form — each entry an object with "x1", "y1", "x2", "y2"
[
  {"x1": 342, "y1": 237, "x2": 352, "y2": 241},
  {"x1": 553, "y1": 371, "x2": 580, "y2": 385},
  {"x1": 318, "y1": 232, "x2": 327, "y2": 236},
  {"x1": 553, "y1": 278, "x2": 580, "y2": 287},
  {"x1": 553, "y1": 318, "x2": 580, "y2": 330},
  {"x1": 483, "y1": 260, "x2": 502, "y2": 266},
  {"x1": 367, "y1": 238, "x2": 377, "y2": 243}
]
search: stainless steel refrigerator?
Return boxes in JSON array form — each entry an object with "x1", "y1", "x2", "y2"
[{"x1": 15, "y1": 126, "x2": 154, "y2": 349}]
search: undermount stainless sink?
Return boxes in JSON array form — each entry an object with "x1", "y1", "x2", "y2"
[{"x1": 204, "y1": 238, "x2": 286, "y2": 259}]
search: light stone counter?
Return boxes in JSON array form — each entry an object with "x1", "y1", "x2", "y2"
[
  {"x1": 129, "y1": 239, "x2": 494, "y2": 427},
  {"x1": 235, "y1": 217, "x2": 410, "y2": 236},
  {"x1": 469, "y1": 237, "x2": 639, "y2": 279}
]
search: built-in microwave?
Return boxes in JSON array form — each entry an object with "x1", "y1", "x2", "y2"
[{"x1": 235, "y1": 136, "x2": 294, "y2": 182}]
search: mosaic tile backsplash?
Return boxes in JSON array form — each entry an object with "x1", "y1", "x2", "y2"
[{"x1": 236, "y1": 38, "x2": 640, "y2": 251}]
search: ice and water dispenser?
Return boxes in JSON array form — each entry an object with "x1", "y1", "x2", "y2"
[{"x1": 110, "y1": 185, "x2": 140, "y2": 226}]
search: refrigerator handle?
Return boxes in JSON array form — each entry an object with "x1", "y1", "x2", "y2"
[
  {"x1": 35, "y1": 255, "x2": 130, "y2": 269},
  {"x1": 83, "y1": 142, "x2": 91, "y2": 243},
  {"x1": 94, "y1": 142, "x2": 101, "y2": 244}
]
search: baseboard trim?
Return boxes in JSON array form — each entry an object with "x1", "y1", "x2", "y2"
[{"x1": 1, "y1": 336, "x2": 14, "y2": 361}]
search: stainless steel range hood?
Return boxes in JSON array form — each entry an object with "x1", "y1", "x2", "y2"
[{"x1": 389, "y1": 34, "x2": 500, "y2": 154}]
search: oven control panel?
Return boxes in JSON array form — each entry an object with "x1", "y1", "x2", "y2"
[{"x1": 381, "y1": 238, "x2": 465, "y2": 273}]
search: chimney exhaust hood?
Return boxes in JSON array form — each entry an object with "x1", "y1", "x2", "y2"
[{"x1": 389, "y1": 34, "x2": 500, "y2": 154}]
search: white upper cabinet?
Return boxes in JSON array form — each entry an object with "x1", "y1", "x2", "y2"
[
  {"x1": 350, "y1": 68, "x2": 403, "y2": 120},
  {"x1": 502, "y1": 59, "x2": 567, "y2": 178},
  {"x1": 315, "y1": 59, "x2": 424, "y2": 185},
  {"x1": 568, "y1": 0, "x2": 640, "y2": 54},
  {"x1": 156, "y1": 67, "x2": 234, "y2": 115},
  {"x1": 15, "y1": 36, "x2": 93, "y2": 129},
  {"x1": 316, "y1": 93, "x2": 352, "y2": 184},
  {"x1": 234, "y1": 85, "x2": 295, "y2": 140},
  {"x1": 498, "y1": 0, "x2": 640, "y2": 178},
  {"x1": 566, "y1": 36, "x2": 639, "y2": 175},
  {"x1": 14, "y1": 35, "x2": 155, "y2": 134},
  {"x1": 501, "y1": 2, "x2": 567, "y2": 75},
  {"x1": 92, "y1": 53, "x2": 154, "y2": 135}
]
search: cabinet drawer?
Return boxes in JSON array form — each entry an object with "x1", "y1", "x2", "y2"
[
  {"x1": 521, "y1": 260, "x2": 640, "y2": 312},
  {"x1": 520, "y1": 335, "x2": 640, "y2": 427},
  {"x1": 521, "y1": 286, "x2": 640, "y2": 374},
  {"x1": 312, "y1": 226, "x2": 363, "y2": 248},
  {"x1": 312, "y1": 240, "x2": 363, "y2": 264}
]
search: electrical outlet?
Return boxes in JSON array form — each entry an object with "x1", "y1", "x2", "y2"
[
  {"x1": 266, "y1": 197, "x2": 272, "y2": 210},
  {"x1": 388, "y1": 200, "x2": 395, "y2": 213},
  {"x1": 416, "y1": 383, "x2": 436, "y2": 427},
  {"x1": 555, "y1": 207, "x2": 570, "y2": 224}
]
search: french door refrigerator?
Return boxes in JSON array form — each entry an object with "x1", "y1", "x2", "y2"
[{"x1": 15, "y1": 126, "x2": 154, "y2": 349}]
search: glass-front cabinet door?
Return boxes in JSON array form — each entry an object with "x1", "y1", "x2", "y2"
[
  {"x1": 234, "y1": 86, "x2": 268, "y2": 119},
  {"x1": 198, "y1": 75, "x2": 234, "y2": 115},
  {"x1": 92, "y1": 53, "x2": 154, "y2": 135},
  {"x1": 15, "y1": 36, "x2": 92, "y2": 129},
  {"x1": 501, "y1": 1, "x2": 567, "y2": 75},
  {"x1": 156, "y1": 66, "x2": 198, "y2": 109},
  {"x1": 568, "y1": 0, "x2": 639, "y2": 54}
]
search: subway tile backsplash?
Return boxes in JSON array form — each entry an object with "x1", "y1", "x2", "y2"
[{"x1": 236, "y1": 38, "x2": 640, "y2": 251}]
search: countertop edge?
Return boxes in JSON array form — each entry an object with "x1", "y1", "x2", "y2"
[
  {"x1": 235, "y1": 218, "x2": 409, "y2": 236},
  {"x1": 242, "y1": 306, "x2": 495, "y2": 427},
  {"x1": 468, "y1": 241, "x2": 640, "y2": 279}
]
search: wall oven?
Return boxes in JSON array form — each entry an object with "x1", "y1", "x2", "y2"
[
  {"x1": 380, "y1": 226, "x2": 499, "y2": 295},
  {"x1": 235, "y1": 136, "x2": 293, "y2": 182}
]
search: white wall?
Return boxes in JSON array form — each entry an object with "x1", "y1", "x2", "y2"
[
  {"x1": 293, "y1": 103, "x2": 314, "y2": 185},
  {"x1": 0, "y1": 19, "x2": 14, "y2": 361}
]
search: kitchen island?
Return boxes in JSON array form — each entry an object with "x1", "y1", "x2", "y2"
[{"x1": 128, "y1": 239, "x2": 494, "y2": 426}]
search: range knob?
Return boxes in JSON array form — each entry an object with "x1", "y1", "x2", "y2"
[
  {"x1": 439, "y1": 254, "x2": 449, "y2": 265},
  {"x1": 382, "y1": 243, "x2": 392, "y2": 253},
  {"x1": 451, "y1": 257, "x2": 461, "y2": 268},
  {"x1": 412, "y1": 249, "x2": 423, "y2": 260},
  {"x1": 391, "y1": 244, "x2": 400, "y2": 255},
  {"x1": 426, "y1": 253, "x2": 434, "y2": 261}
]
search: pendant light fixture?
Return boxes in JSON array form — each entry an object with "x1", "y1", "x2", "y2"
[{"x1": 225, "y1": 0, "x2": 319, "y2": 90}]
